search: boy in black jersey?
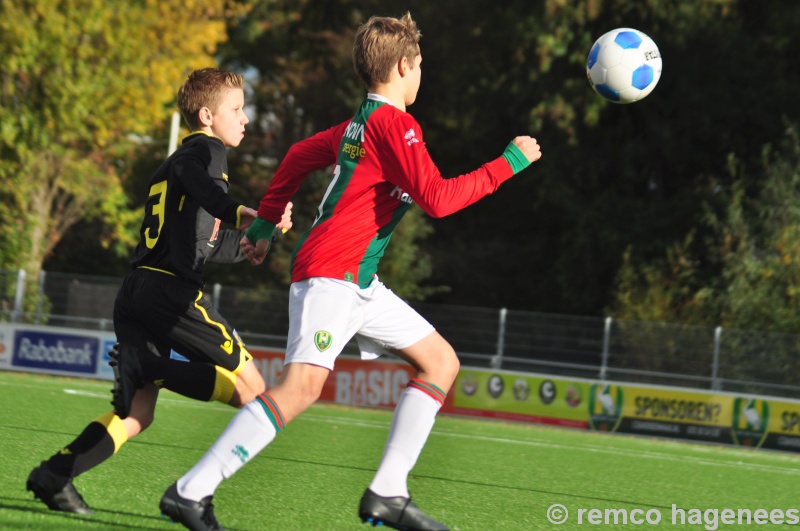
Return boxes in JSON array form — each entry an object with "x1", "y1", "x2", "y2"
[{"x1": 26, "y1": 68, "x2": 292, "y2": 515}]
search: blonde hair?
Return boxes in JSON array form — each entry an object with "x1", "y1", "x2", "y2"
[
  {"x1": 353, "y1": 12, "x2": 421, "y2": 89},
  {"x1": 177, "y1": 68, "x2": 244, "y2": 131}
]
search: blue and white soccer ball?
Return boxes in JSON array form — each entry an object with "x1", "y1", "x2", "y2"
[{"x1": 586, "y1": 28, "x2": 662, "y2": 104}]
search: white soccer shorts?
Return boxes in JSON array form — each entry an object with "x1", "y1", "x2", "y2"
[{"x1": 284, "y1": 277, "x2": 435, "y2": 370}]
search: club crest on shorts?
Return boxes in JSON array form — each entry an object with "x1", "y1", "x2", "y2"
[{"x1": 314, "y1": 330, "x2": 333, "y2": 352}]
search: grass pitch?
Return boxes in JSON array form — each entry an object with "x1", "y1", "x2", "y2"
[{"x1": 2, "y1": 370, "x2": 800, "y2": 530}]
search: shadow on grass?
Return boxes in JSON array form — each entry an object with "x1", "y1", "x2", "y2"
[
  {"x1": 4, "y1": 418, "x2": 676, "y2": 515},
  {"x1": 0, "y1": 495, "x2": 168, "y2": 530},
  {"x1": 250, "y1": 455, "x2": 676, "y2": 512}
]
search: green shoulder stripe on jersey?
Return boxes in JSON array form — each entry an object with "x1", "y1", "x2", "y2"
[
  {"x1": 293, "y1": 99, "x2": 387, "y2": 284},
  {"x1": 318, "y1": 100, "x2": 383, "y2": 229},
  {"x1": 357, "y1": 196, "x2": 411, "y2": 288}
]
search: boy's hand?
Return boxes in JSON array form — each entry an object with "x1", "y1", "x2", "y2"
[
  {"x1": 240, "y1": 202, "x2": 293, "y2": 265},
  {"x1": 241, "y1": 237, "x2": 271, "y2": 265},
  {"x1": 512, "y1": 136, "x2": 542, "y2": 163},
  {"x1": 239, "y1": 206, "x2": 258, "y2": 231},
  {"x1": 276, "y1": 201, "x2": 293, "y2": 233}
]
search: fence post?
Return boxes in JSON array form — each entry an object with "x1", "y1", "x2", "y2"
[
  {"x1": 212, "y1": 283, "x2": 222, "y2": 309},
  {"x1": 168, "y1": 111, "x2": 181, "y2": 156},
  {"x1": 599, "y1": 316, "x2": 612, "y2": 381},
  {"x1": 12, "y1": 269, "x2": 26, "y2": 323},
  {"x1": 491, "y1": 307, "x2": 507, "y2": 369},
  {"x1": 711, "y1": 326, "x2": 722, "y2": 390}
]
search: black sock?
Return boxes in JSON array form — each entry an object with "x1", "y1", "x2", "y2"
[{"x1": 47, "y1": 422, "x2": 115, "y2": 479}]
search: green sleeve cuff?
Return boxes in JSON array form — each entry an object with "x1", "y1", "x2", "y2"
[
  {"x1": 245, "y1": 217, "x2": 276, "y2": 243},
  {"x1": 502, "y1": 142, "x2": 531, "y2": 174}
]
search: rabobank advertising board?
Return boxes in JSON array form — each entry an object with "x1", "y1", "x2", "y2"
[
  {"x1": 6, "y1": 323, "x2": 800, "y2": 454},
  {"x1": 12, "y1": 328, "x2": 99, "y2": 376}
]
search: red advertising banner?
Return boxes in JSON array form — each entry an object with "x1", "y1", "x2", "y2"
[{"x1": 248, "y1": 348, "x2": 458, "y2": 412}]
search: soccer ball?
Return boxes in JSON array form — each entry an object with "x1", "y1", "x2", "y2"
[{"x1": 586, "y1": 28, "x2": 662, "y2": 103}]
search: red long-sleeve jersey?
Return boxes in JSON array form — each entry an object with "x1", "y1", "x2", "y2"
[{"x1": 258, "y1": 95, "x2": 516, "y2": 288}]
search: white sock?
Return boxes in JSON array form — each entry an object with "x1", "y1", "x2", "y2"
[
  {"x1": 177, "y1": 399, "x2": 277, "y2": 501},
  {"x1": 369, "y1": 387, "x2": 441, "y2": 498}
]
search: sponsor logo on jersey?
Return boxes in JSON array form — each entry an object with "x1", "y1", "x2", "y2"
[
  {"x1": 342, "y1": 120, "x2": 367, "y2": 159},
  {"x1": 390, "y1": 186, "x2": 414, "y2": 205},
  {"x1": 345, "y1": 121, "x2": 365, "y2": 142},
  {"x1": 314, "y1": 331, "x2": 333, "y2": 352},
  {"x1": 342, "y1": 142, "x2": 365, "y2": 159},
  {"x1": 404, "y1": 128, "x2": 420, "y2": 146}
]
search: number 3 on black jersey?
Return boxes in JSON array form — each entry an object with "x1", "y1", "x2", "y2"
[{"x1": 144, "y1": 181, "x2": 167, "y2": 249}]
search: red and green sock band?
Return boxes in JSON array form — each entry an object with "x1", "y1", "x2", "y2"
[
  {"x1": 255, "y1": 393, "x2": 285, "y2": 432},
  {"x1": 407, "y1": 378, "x2": 447, "y2": 406}
]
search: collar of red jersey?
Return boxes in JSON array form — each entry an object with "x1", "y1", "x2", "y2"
[{"x1": 367, "y1": 93, "x2": 398, "y2": 108}]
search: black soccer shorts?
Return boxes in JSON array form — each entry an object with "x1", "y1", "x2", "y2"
[{"x1": 112, "y1": 267, "x2": 252, "y2": 374}]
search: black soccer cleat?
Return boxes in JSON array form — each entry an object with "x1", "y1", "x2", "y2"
[
  {"x1": 108, "y1": 343, "x2": 144, "y2": 419},
  {"x1": 359, "y1": 489, "x2": 449, "y2": 531},
  {"x1": 160, "y1": 482, "x2": 225, "y2": 531},
  {"x1": 26, "y1": 461, "x2": 93, "y2": 514}
]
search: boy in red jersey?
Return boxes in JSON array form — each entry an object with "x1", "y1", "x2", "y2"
[{"x1": 160, "y1": 13, "x2": 541, "y2": 531}]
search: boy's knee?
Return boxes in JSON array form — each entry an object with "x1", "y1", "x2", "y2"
[
  {"x1": 229, "y1": 367, "x2": 266, "y2": 407},
  {"x1": 447, "y1": 353, "x2": 460, "y2": 378},
  {"x1": 138, "y1": 413, "x2": 155, "y2": 431},
  {"x1": 438, "y1": 349, "x2": 460, "y2": 387},
  {"x1": 242, "y1": 373, "x2": 267, "y2": 399},
  {"x1": 235, "y1": 386, "x2": 264, "y2": 406},
  {"x1": 267, "y1": 366, "x2": 328, "y2": 421},
  {"x1": 231, "y1": 388, "x2": 257, "y2": 408}
]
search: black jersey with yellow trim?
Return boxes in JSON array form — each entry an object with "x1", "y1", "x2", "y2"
[{"x1": 129, "y1": 132, "x2": 246, "y2": 286}]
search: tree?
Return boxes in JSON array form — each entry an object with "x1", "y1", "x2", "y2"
[
  {"x1": 14, "y1": 0, "x2": 800, "y2": 322},
  {"x1": 411, "y1": 0, "x2": 757, "y2": 313},
  {"x1": 0, "y1": 0, "x2": 241, "y2": 285},
  {"x1": 213, "y1": 0, "x2": 798, "y2": 312},
  {"x1": 610, "y1": 124, "x2": 800, "y2": 332}
]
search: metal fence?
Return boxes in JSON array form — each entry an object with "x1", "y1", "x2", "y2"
[{"x1": 3, "y1": 269, "x2": 800, "y2": 399}]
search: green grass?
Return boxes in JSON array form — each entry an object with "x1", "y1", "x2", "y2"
[{"x1": 3, "y1": 370, "x2": 800, "y2": 530}]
